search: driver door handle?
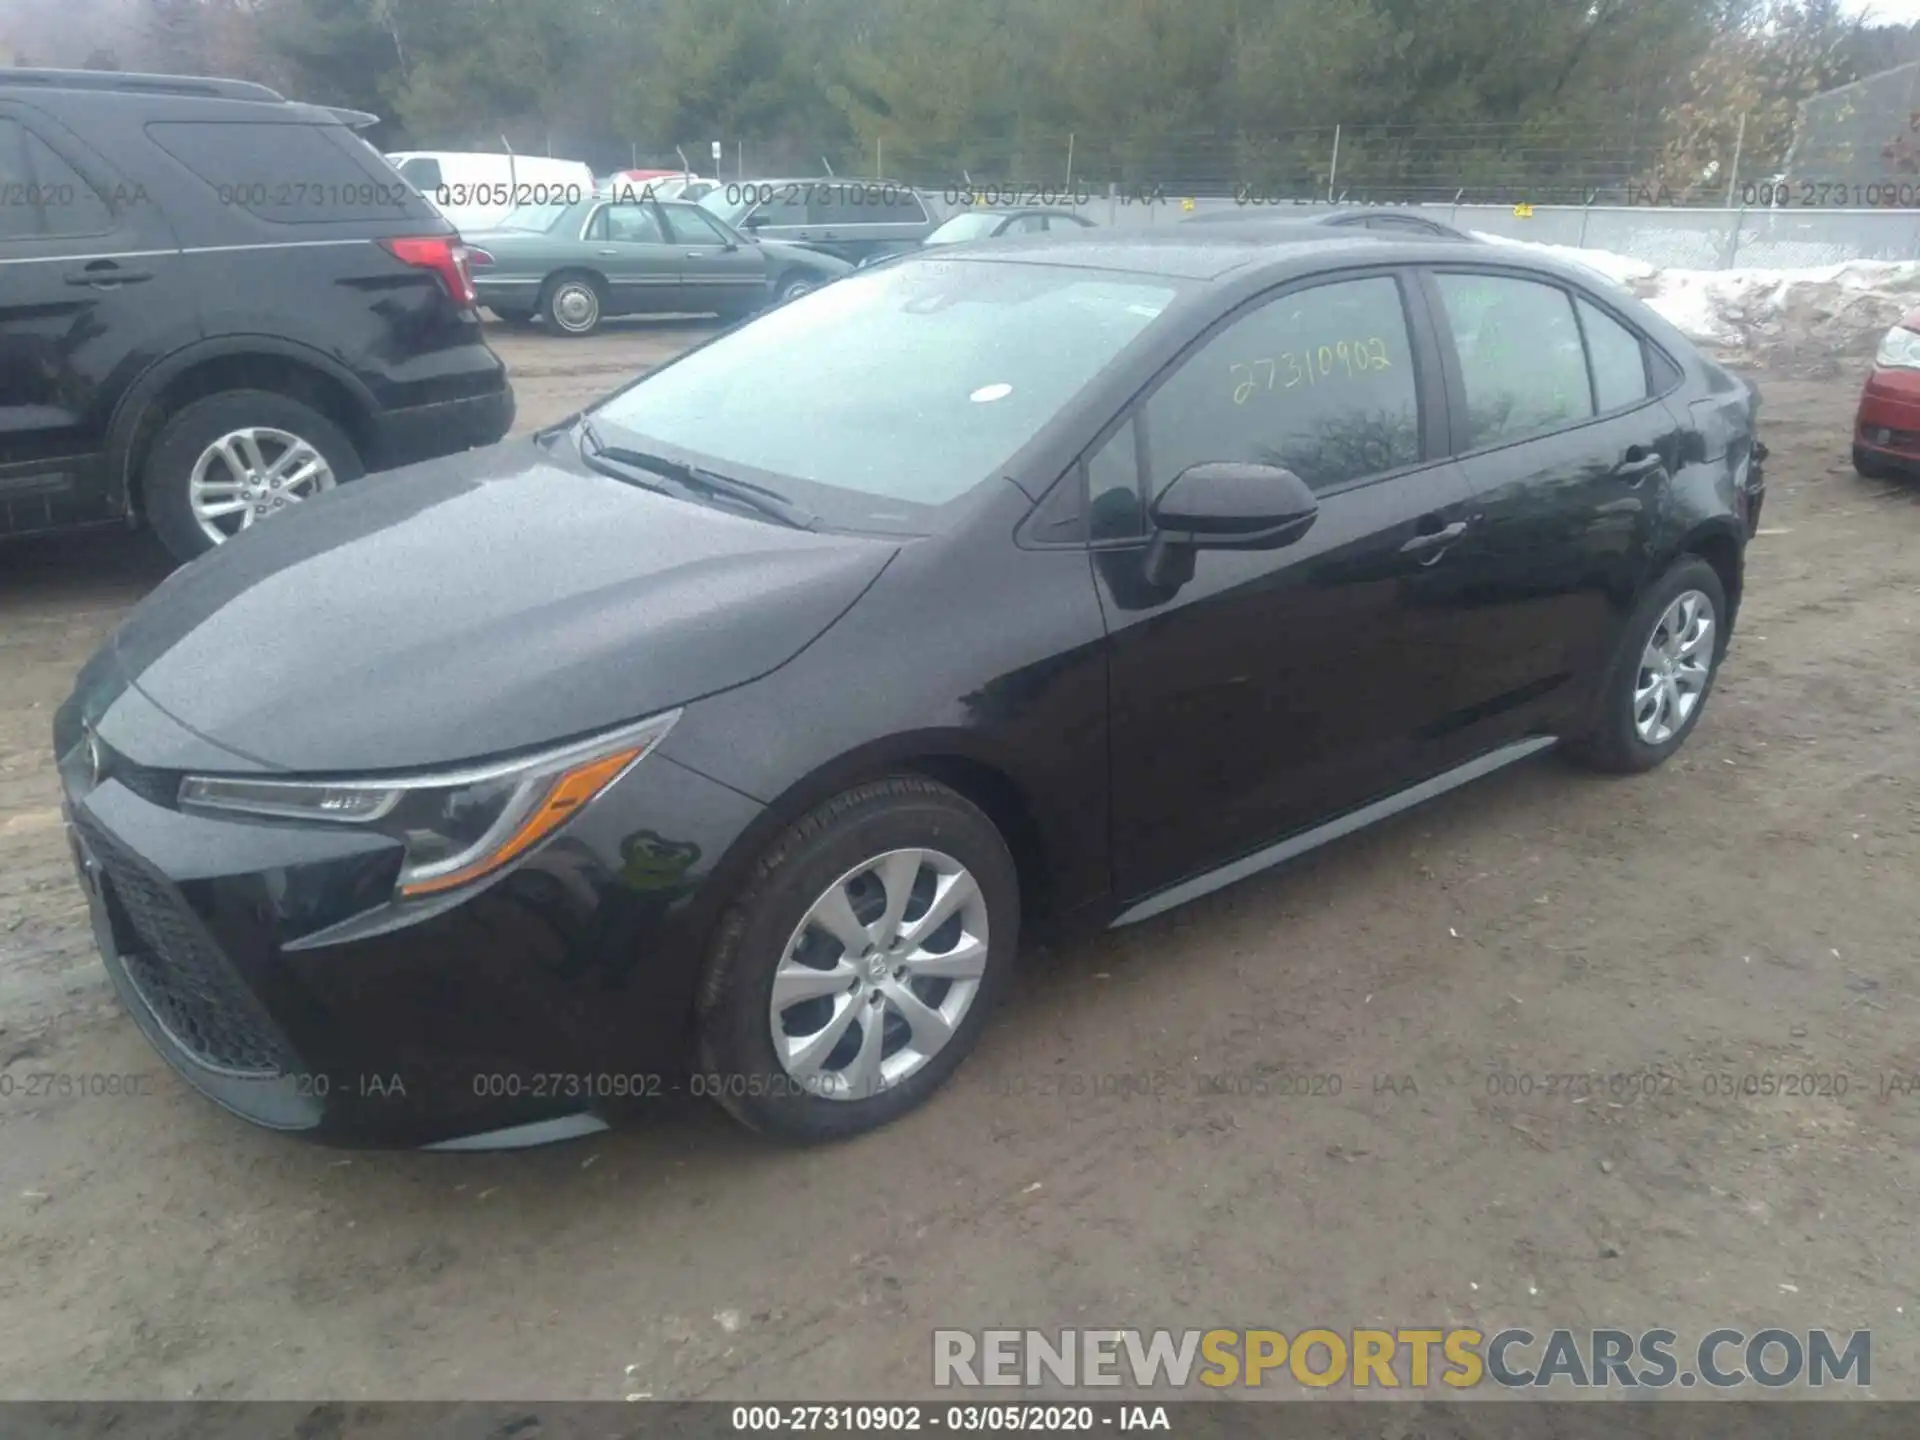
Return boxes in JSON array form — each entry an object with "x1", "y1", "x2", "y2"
[
  {"x1": 1400, "y1": 519, "x2": 1469, "y2": 556},
  {"x1": 1613, "y1": 446, "x2": 1665, "y2": 483},
  {"x1": 65, "y1": 262, "x2": 153, "y2": 287}
]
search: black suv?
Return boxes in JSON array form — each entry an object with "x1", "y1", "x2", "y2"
[{"x1": 0, "y1": 69, "x2": 514, "y2": 561}]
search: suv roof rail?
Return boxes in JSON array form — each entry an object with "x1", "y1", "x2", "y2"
[{"x1": 0, "y1": 68, "x2": 288, "y2": 103}]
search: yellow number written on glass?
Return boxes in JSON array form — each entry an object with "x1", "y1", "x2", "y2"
[{"x1": 1229, "y1": 336, "x2": 1394, "y2": 401}]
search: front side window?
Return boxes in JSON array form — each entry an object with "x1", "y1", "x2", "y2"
[
  {"x1": 662, "y1": 206, "x2": 735, "y2": 246},
  {"x1": 1435, "y1": 272, "x2": 1594, "y2": 449},
  {"x1": 1140, "y1": 274, "x2": 1422, "y2": 498},
  {"x1": 593, "y1": 258, "x2": 1180, "y2": 528}
]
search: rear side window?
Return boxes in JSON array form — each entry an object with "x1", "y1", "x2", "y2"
[
  {"x1": 395, "y1": 156, "x2": 443, "y2": 190},
  {"x1": 750, "y1": 190, "x2": 809, "y2": 227},
  {"x1": 1142, "y1": 274, "x2": 1422, "y2": 496},
  {"x1": 1578, "y1": 298, "x2": 1650, "y2": 412},
  {"x1": 0, "y1": 119, "x2": 113, "y2": 239},
  {"x1": 599, "y1": 203, "x2": 665, "y2": 243},
  {"x1": 1435, "y1": 273, "x2": 1594, "y2": 449},
  {"x1": 147, "y1": 121, "x2": 413, "y2": 224}
]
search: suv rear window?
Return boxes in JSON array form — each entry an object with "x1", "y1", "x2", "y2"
[{"x1": 146, "y1": 120, "x2": 414, "y2": 225}]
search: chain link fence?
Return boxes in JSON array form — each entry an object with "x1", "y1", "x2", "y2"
[{"x1": 639, "y1": 113, "x2": 1920, "y2": 268}]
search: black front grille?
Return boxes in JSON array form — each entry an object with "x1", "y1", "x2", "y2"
[{"x1": 79, "y1": 821, "x2": 294, "y2": 1079}]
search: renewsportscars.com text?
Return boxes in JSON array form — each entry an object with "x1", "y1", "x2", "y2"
[{"x1": 933, "y1": 1327, "x2": 1871, "y2": 1390}]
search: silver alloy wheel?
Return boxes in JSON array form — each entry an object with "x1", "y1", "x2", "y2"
[
  {"x1": 550, "y1": 279, "x2": 601, "y2": 333},
  {"x1": 188, "y1": 427, "x2": 336, "y2": 545},
  {"x1": 1633, "y1": 589, "x2": 1715, "y2": 745},
  {"x1": 769, "y1": 848, "x2": 989, "y2": 1101},
  {"x1": 780, "y1": 278, "x2": 815, "y2": 303}
]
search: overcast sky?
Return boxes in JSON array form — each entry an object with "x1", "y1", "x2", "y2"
[{"x1": 1849, "y1": 0, "x2": 1920, "y2": 23}]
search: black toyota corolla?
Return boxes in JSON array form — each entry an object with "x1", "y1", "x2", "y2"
[{"x1": 56, "y1": 231, "x2": 1765, "y2": 1149}]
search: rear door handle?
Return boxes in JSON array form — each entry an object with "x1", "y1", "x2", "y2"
[
  {"x1": 1613, "y1": 447, "x2": 1665, "y2": 483},
  {"x1": 1400, "y1": 519, "x2": 1469, "y2": 557},
  {"x1": 65, "y1": 262, "x2": 152, "y2": 287}
]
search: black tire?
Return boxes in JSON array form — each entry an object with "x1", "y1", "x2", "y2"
[
  {"x1": 540, "y1": 272, "x2": 606, "y2": 336},
  {"x1": 695, "y1": 777, "x2": 1019, "y2": 1144},
  {"x1": 1853, "y1": 444, "x2": 1898, "y2": 481},
  {"x1": 142, "y1": 389, "x2": 363, "y2": 564},
  {"x1": 1564, "y1": 555, "x2": 1728, "y2": 774},
  {"x1": 774, "y1": 272, "x2": 818, "y2": 305}
]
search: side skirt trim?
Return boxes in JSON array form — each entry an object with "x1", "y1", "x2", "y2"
[
  {"x1": 423, "y1": 1112, "x2": 609, "y2": 1151},
  {"x1": 1109, "y1": 736, "x2": 1559, "y2": 929}
]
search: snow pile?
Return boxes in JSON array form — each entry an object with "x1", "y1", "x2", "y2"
[{"x1": 1471, "y1": 231, "x2": 1920, "y2": 373}]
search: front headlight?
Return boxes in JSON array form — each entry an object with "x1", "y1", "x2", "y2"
[
  {"x1": 1875, "y1": 324, "x2": 1920, "y2": 370},
  {"x1": 177, "y1": 711, "x2": 680, "y2": 897}
]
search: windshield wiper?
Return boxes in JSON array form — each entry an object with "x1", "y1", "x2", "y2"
[{"x1": 578, "y1": 417, "x2": 815, "y2": 530}]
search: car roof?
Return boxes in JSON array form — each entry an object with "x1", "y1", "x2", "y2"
[
  {"x1": 927, "y1": 228, "x2": 1606, "y2": 292},
  {"x1": 0, "y1": 67, "x2": 373, "y2": 126}
]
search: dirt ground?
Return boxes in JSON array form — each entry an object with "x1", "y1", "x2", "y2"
[{"x1": 1, "y1": 321, "x2": 1916, "y2": 1403}]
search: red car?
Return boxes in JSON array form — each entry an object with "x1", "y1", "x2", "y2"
[{"x1": 1854, "y1": 305, "x2": 1920, "y2": 477}]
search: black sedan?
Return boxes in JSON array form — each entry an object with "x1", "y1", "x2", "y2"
[
  {"x1": 56, "y1": 231, "x2": 1764, "y2": 1149},
  {"x1": 856, "y1": 207, "x2": 1095, "y2": 268}
]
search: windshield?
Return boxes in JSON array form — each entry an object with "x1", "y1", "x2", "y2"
[
  {"x1": 926, "y1": 212, "x2": 1005, "y2": 244},
  {"x1": 493, "y1": 201, "x2": 571, "y2": 232},
  {"x1": 591, "y1": 258, "x2": 1180, "y2": 528},
  {"x1": 699, "y1": 188, "x2": 754, "y2": 226}
]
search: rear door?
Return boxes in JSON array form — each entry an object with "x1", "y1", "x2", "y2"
[
  {"x1": 0, "y1": 104, "x2": 192, "y2": 533},
  {"x1": 583, "y1": 198, "x2": 684, "y2": 313},
  {"x1": 1093, "y1": 269, "x2": 1490, "y2": 901},
  {"x1": 659, "y1": 203, "x2": 766, "y2": 313},
  {"x1": 1418, "y1": 266, "x2": 1679, "y2": 751}
]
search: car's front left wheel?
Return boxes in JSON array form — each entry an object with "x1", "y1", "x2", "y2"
[{"x1": 695, "y1": 778, "x2": 1018, "y2": 1143}]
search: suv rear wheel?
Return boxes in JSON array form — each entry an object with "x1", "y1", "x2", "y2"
[{"x1": 143, "y1": 390, "x2": 363, "y2": 562}]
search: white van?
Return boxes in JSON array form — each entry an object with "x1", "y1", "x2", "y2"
[{"x1": 385, "y1": 151, "x2": 596, "y2": 235}]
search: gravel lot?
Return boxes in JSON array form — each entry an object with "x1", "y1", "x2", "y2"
[{"x1": 1, "y1": 322, "x2": 1917, "y2": 1401}]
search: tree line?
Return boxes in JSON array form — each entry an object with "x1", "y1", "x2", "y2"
[{"x1": 39, "y1": 0, "x2": 1920, "y2": 198}]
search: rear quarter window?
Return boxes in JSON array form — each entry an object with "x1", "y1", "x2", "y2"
[{"x1": 146, "y1": 121, "x2": 419, "y2": 225}]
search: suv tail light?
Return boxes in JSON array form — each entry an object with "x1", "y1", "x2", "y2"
[{"x1": 379, "y1": 235, "x2": 477, "y2": 309}]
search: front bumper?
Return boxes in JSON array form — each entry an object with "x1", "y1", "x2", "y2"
[
  {"x1": 369, "y1": 384, "x2": 516, "y2": 471},
  {"x1": 58, "y1": 728, "x2": 761, "y2": 1149},
  {"x1": 1855, "y1": 369, "x2": 1920, "y2": 466}
]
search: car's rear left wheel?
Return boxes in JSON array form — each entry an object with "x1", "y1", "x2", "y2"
[
  {"x1": 541, "y1": 273, "x2": 605, "y2": 336},
  {"x1": 695, "y1": 778, "x2": 1018, "y2": 1143},
  {"x1": 1565, "y1": 555, "x2": 1728, "y2": 774}
]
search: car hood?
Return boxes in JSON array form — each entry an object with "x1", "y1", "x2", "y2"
[
  {"x1": 757, "y1": 238, "x2": 852, "y2": 272},
  {"x1": 98, "y1": 438, "x2": 897, "y2": 774}
]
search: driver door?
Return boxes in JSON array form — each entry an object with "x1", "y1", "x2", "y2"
[{"x1": 1092, "y1": 271, "x2": 1486, "y2": 901}]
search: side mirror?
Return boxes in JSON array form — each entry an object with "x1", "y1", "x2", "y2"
[
  {"x1": 1142, "y1": 462, "x2": 1318, "y2": 587},
  {"x1": 741, "y1": 212, "x2": 765, "y2": 230}
]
